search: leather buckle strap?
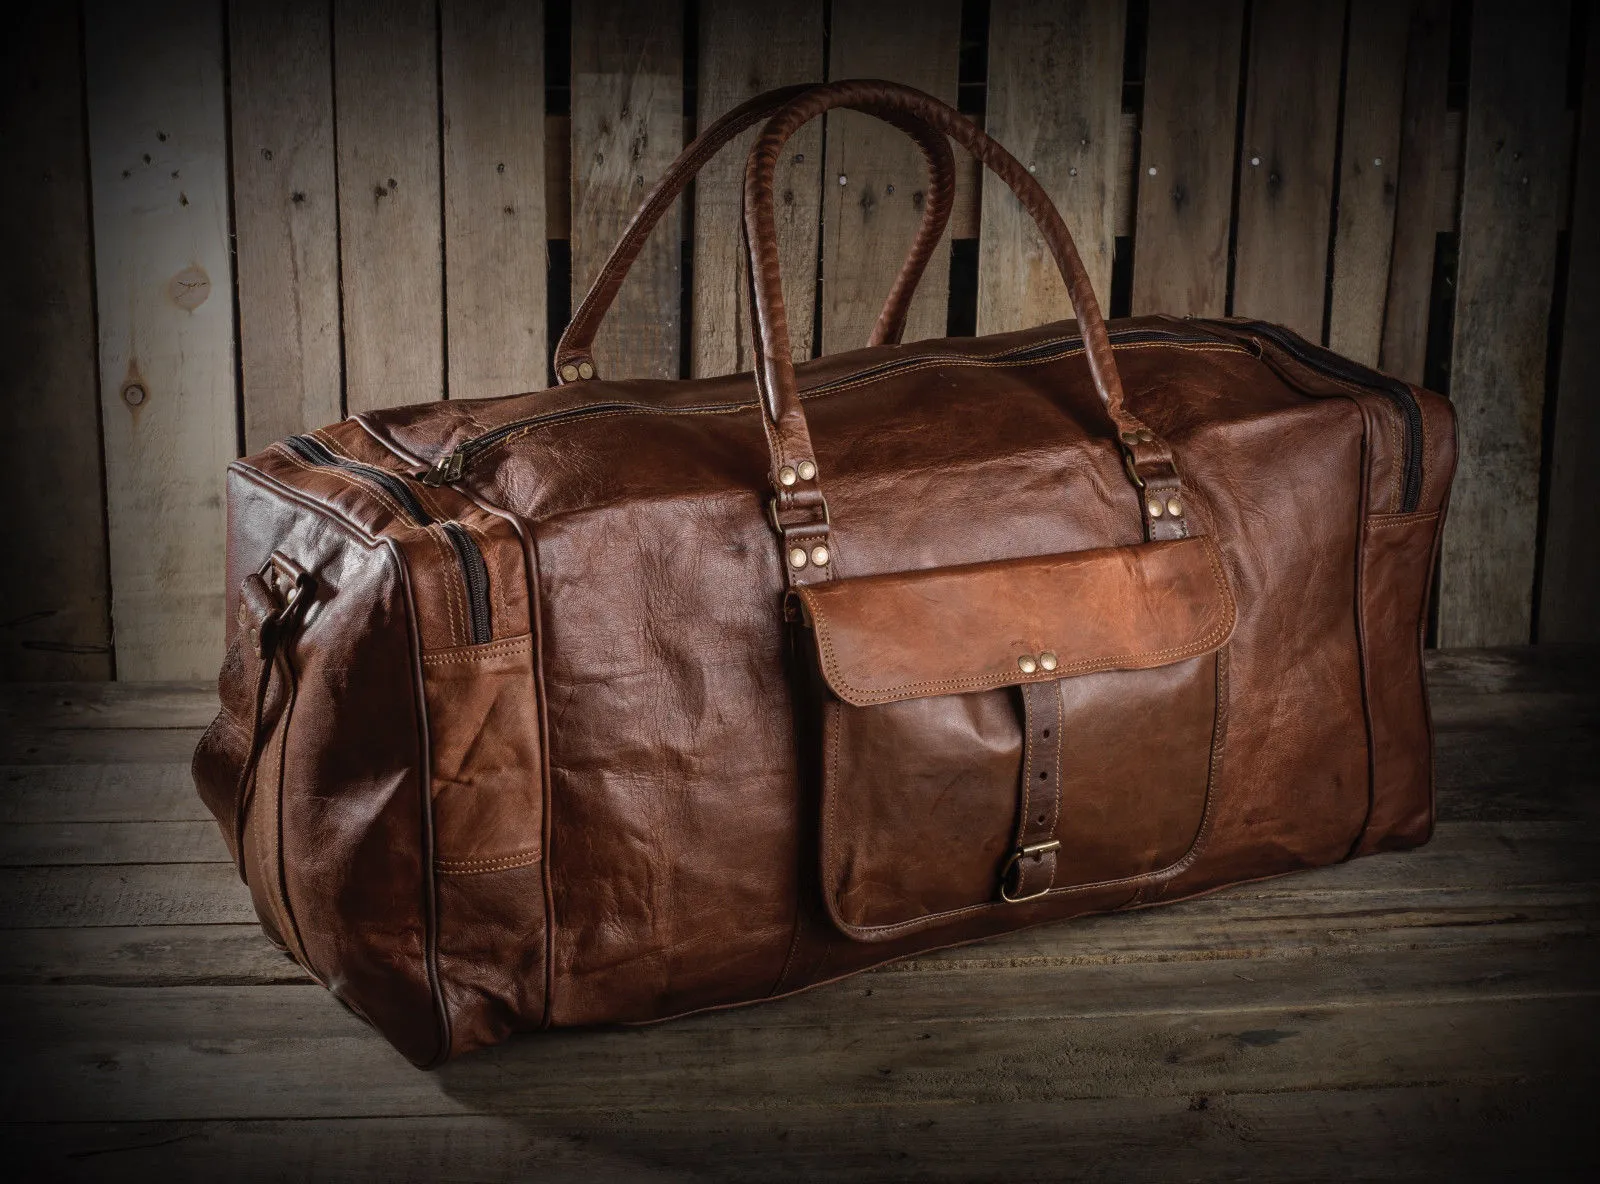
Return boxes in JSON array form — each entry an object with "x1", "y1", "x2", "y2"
[{"x1": 1002, "y1": 679, "x2": 1065, "y2": 903}]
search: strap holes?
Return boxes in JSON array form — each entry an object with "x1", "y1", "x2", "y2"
[
  {"x1": 1041, "y1": 729, "x2": 1050, "y2": 738},
  {"x1": 1036, "y1": 814, "x2": 1047, "y2": 824},
  {"x1": 1039, "y1": 771, "x2": 1048, "y2": 780}
]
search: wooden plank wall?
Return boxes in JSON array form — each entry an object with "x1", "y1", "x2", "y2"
[{"x1": 2, "y1": 0, "x2": 1591, "y2": 678}]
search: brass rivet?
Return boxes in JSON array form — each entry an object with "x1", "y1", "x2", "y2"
[
  {"x1": 1137, "y1": 429, "x2": 1154, "y2": 443},
  {"x1": 797, "y1": 459, "x2": 817, "y2": 481},
  {"x1": 810, "y1": 544, "x2": 830, "y2": 566},
  {"x1": 1039, "y1": 651, "x2": 1058, "y2": 671},
  {"x1": 1167, "y1": 496, "x2": 1183, "y2": 517},
  {"x1": 778, "y1": 465, "x2": 798, "y2": 486},
  {"x1": 1018, "y1": 655, "x2": 1038, "y2": 674},
  {"x1": 576, "y1": 361, "x2": 595, "y2": 380},
  {"x1": 1147, "y1": 497, "x2": 1164, "y2": 518},
  {"x1": 237, "y1": 603, "x2": 248, "y2": 626},
  {"x1": 1120, "y1": 430, "x2": 1140, "y2": 444},
  {"x1": 788, "y1": 547, "x2": 808, "y2": 569},
  {"x1": 559, "y1": 363, "x2": 579, "y2": 382}
]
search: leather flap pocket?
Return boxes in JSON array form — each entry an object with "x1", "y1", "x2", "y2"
[
  {"x1": 796, "y1": 536, "x2": 1236, "y2": 943},
  {"x1": 795, "y1": 535, "x2": 1236, "y2": 705}
]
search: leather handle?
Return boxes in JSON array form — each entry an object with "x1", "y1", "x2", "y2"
[
  {"x1": 555, "y1": 84, "x2": 958, "y2": 382},
  {"x1": 743, "y1": 81, "x2": 1187, "y2": 570}
]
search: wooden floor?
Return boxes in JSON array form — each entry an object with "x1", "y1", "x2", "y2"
[{"x1": 0, "y1": 648, "x2": 1596, "y2": 1181}]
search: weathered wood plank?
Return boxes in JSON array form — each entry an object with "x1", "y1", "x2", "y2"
[
  {"x1": 0, "y1": 822, "x2": 223, "y2": 868},
  {"x1": 569, "y1": 1, "x2": 684, "y2": 380},
  {"x1": 822, "y1": 0, "x2": 962, "y2": 349},
  {"x1": 691, "y1": 0, "x2": 825, "y2": 377},
  {"x1": 228, "y1": 0, "x2": 342, "y2": 450},
  {"x1": 0, "y1": 7, "x2": 113, "y2": 681},
  {"x1": 441, "y1": 0, "x2": 548, "y2": 399},
  {"x1": 0, "y1": 863, "x2": 253, "y2": 929},
  {"x1": 978, "y1": 0, "x2": 1127, "y2": 334},
  {"x1": 1379, "y1": 0, "x2": 1452, "y2": 382},
  {"x1": 1327, "y1": 0, "x2": 1411, "y2": 365},
  {"x1": 1231, "y1": 0, "x2": 1346, "y2": 338},
  {"x1": 84, "y1": 0, "x2": 236, "y2": 680},
  {"x1": 13, "y1": 1083, "x2": 1597, "y2": 1183},
  {"x1": 0, "y1": 728, "x2": 206, "y2": 766},
  {"x1": 1537, "y1": 15, "x2": 1600, "y2": 642},
  {"x1": 0, "y1": 681, "x2": 215, "y2": 731},
  {"x1": 1437, "y1": 1, "x2": 1570, "y2": 646},
  {"x1": 333, "y1": 0, "x2": 444, "y2": 413},
  {"x1": 0, "y1": 766, "x2": 206, "y2": 825},
  {"x1": 2, "y1": 983, "x2": 1593, "y2": 1120},
  {"x1": 1129, "y1": 0, "x2": 1246, "y2": 317}
]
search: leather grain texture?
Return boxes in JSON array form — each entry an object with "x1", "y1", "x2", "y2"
[{"x1": 193, "y1": 81, "x2": 1458, "y2": 1065}]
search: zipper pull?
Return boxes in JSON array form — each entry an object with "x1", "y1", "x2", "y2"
[{"x1": 423, "y1": 449, "x2": 465, "y2": 487}]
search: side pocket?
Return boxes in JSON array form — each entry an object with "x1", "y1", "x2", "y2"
[
  {"x1": 423, "y1": 634, "x2": 547, "y2": 1056},
  {"x1": 1354, "y1": 510, "x2": 1443, "y2": 854}
]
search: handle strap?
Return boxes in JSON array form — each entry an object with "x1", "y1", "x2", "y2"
[
  {"x1": 742, "y1": 81, "x2": 1189, "y2": 585},
  {"x1": 555, "y1": 84, "x2": 958, "y2": 382}
]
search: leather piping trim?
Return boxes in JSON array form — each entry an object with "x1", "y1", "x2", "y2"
[
  {"x1": 393, "y1": 535, "x2": 453, "y2": 1069},
  {"x1": 800, "y1": 536, "x2": 1236, "y2": 707},
  {"x1": 821, "y1": 649, "x2": 1227, "y2": 942}
]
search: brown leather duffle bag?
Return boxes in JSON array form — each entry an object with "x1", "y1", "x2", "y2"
[{"x1": 194, "y1": 81, "x2": 1457, "y2": 1066}]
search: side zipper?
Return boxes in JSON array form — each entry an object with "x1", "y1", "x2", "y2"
[
  {"x1": 281, "y1": 435, "x2": 493, "y2": 645},
  {"x1": 1215, "y1": 320, "x2": 1425, "y2": 512}
]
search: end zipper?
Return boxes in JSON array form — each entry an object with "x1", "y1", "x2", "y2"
[{"x1": 423, "y1": 449, "x2": 465, "y2": 487}]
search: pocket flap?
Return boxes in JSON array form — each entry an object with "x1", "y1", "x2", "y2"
[{"x1": 796, "y1": 535, "x2": 1236, "y2": 707}]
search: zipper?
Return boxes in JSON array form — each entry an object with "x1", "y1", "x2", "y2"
[
  {"x1": 420, "y1": 327, "x2": 1232, "y2": 487},
  {"x1": 281, "y1": 435, "x2": 493, "y2": 643},
  {"x1": 1219, "y1": 320, "x2": 1424, "y2": 512}
]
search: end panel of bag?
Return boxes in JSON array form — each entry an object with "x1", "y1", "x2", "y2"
[
  {"x1": 207, "y1": 462, "x2": 447, "y2": 1067},
  {"x1": 1354, "y1": 389, "x2": 1457, "y2": 855}
]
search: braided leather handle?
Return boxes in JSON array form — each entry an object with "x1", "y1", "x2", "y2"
[{"x1": 555, "y1": 84, "x2": 958, "y2": 382}]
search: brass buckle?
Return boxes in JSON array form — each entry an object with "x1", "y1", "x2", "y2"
[
  {"x1": 999, "y1": 839, "x2": 1062, "y2": 903},
  {"x1": 1121, "y1": 446, "x2": 1145, "y2": 490}
]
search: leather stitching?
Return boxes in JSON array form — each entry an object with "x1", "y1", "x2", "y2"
[
  {"x1": 435, "y1": 849, "x2": 542, "y2": 874},
  {"x1": 1367, "y1": 510, "x2": 1440, "y2": 532},
  {"x1": 421, "y1": 635, "x2": 534, "y2": 664},
  {"x1": 803, "y1": 536, "x2": 1236, "y2": 705}
]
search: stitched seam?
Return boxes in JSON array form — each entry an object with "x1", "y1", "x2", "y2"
[
  {"x1": 421, "y1": 636, "x2": 534, "y2": 664},
  {"x1": 469, "y1": 340, "x2": 1251, "y2": 467},
  {"x1": 425, "y1": 525, "x2": 469, "y2": 647},
  {"x1": 1367, "y1": 510, "x2": 1439, "y2": 532},
  {"x1": 804, "y1": 537, "x2": 1235, "y2": 704},
  {"x1": 310, "y1": 429, "x2": 454, "y2": 522},
  {"x1": 435, "y1": 849, "x2": 542, "y2": 873},
  {"x1": 274, "y1": 446, "x2": 419, "y2": 528}
]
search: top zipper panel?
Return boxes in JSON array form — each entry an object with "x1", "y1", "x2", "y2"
[{"x1": 421, "y1": 327, "x2": 1237, "y2": 486}]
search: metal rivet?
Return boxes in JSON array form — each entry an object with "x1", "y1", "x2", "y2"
[
  {"x1": 237, "y1": 603, "x2": 248, "y2": 626},
  {"x1": 1167, "y1": 497, "x2": 1184, "y2": 517},
  {"x1": 788, "y1": 547, "x2": 808, "y2": 569},
  {"x1": 778, "y1": 465, "x2": 798, "y2": 486},
  {"x1": 576, "y1": 361, "x2": 595, "y2": 380},
  {"x1": 1147, "y1": 166, "x2": 1158, "y2": 176},
  {"x1": 559, "y1": 363, "x2": 579, "y2": 382},
  {"x1": 1147, "y1": 498, "x2": 1165, "y2": 518},
  {"x1": 810, "y1": 544, "x2": 830, "y2": 566},
  {"x1": 838, "y1": 174, "x2": 848, "y2": 185},
  {"x1": 1121, "y1": 430, "x2": 1140, "y2": 444},
  {"x1": 1018, "y1": 655, "x2": 1038, "y2": 674},
  {"x1": 797, "y1": 459, "x2": 817, "y2": 481},
  {"x1": 1137, "y1": 429, "x2": 1154, "y2": 443},
  {"x1": 1039, "y1": 651, "x2": 1058, "y2": 672},
  {"x1": 1250, "y1": 156, "x2": 1261, "y2": 167}
]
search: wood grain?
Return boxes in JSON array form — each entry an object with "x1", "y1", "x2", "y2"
[
  {"x1": 978, "y1": 0, "x2": 1127, "y2": 334},
  {"x1": 1130, "y1": 0, "x2": 1247, "y2": 316},
  {"x1": 1537, "y1": 15, "x2": 1600, "y2": 642},
  {"x1": 822, "y1": 0, "x2": 962, "y2": 350},
  {"x1": 1327, "y1": 0, "x2": 1411, "y2": 365},
  {"x1": 569, "y1": 1, "x2": 684, "y2": 380},
  {"x1": 692, "y1": 0, "x2": 824, "y2": 378},
  {"x1": 1231, "y1": 0, "x2": 1347, "y2": 338},
  {"x1": 1437, "y1": 1, "x2": 1570, "y2": 647},
  {"x1": 0, "y1": 8, "x2": 112, "y2": 680},
  {"x1": 441, "y1": 0, "x2": 548, "y2": 399},
  {"x1": 1379, "y1": 0, "x2": 1452, "y2": 382},
  {"x1": 84, "y1": 0, "x2": 237, "y2": 680},
  {"x1": 333, "y1": 0, "x2": 444, "y2": 413},
  {"x1": 228, "y1": 0, "x2": 342, "y2": 450}
]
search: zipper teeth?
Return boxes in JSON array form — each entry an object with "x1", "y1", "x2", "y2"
[
  {"x1": 443, "y1": 328, "x2": 1228, "y2": 472},
  {"x1": 285, "y1": 435, "x2": 437, "y2": 525},
  {"x1": 1226, "y1": 321, "x2": 1424, "y2": 512},
  {"x1": 441, "y1": 523, "x2": 492, "y2": 645}
]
